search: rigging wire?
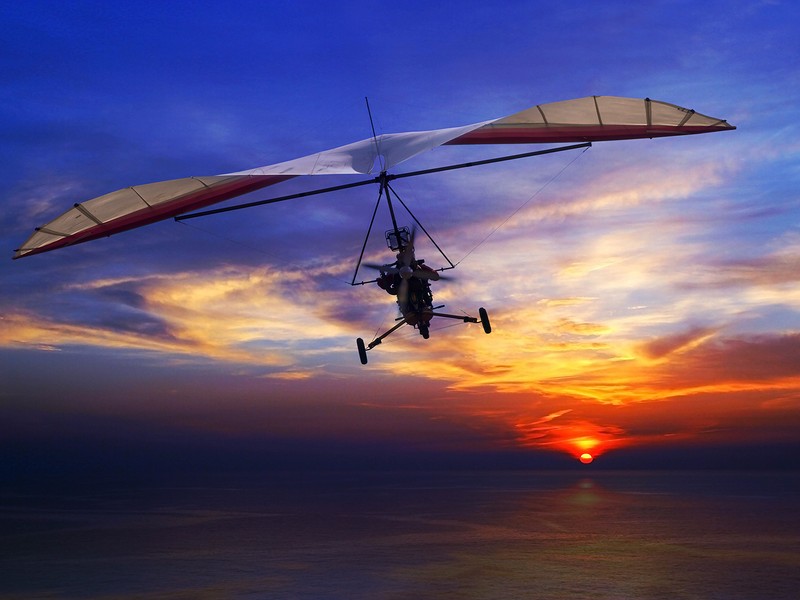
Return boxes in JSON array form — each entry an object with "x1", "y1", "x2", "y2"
[
  {"x1": 455, "y1": 144, "x2": 590, "y2": 266},
  {"x1": 365, "y1": 96, "x2": 385, "y2": 173}
]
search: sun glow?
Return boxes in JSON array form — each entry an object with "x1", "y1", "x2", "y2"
[
  {"x1": 575, "y1": 436, "x2": 599, "y2": 452},
  {"x1": 568, "y1": 435, "x2": 604, "y2": 460},
  {"x1": 574, "y1": 437, "x2": 600, "y2": 463}
]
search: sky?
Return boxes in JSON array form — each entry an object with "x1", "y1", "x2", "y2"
[{"x1": 2, "y1": 0, "x2": 799, "y2": 482}]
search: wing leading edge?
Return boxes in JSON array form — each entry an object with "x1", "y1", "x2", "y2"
[{"x1": 14, "y1": 96, "x2": 734, "y2": 259}]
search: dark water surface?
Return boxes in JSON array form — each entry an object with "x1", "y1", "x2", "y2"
[{"x1": 2, "y1": 471, "x2": 799, "y2": 599}]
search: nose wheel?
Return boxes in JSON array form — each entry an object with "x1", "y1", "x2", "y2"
[
  {"x1": 356, "y1": 337, "x2": 368, "y2": 365},
  {"x1": 479, "y1": 307, "x2": 491, "y2": 333}
]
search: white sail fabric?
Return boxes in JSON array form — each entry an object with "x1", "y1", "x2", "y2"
[{"x1": 224, "y1": 121, "x2": 494, "y2": 176}]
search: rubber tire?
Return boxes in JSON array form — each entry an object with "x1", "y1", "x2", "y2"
[
  {"x1": 356, "y1": 338, "x2": 368, "y2": 364},
  {"x1": 479, "y1": 307, "x2": 491, "y2": 334}
]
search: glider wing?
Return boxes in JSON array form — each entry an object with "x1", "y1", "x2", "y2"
[
  {"x1": 14, "y1": 96, "x2": 733, "y2": 259},
  {"x1": 448, "y1": 96, "x2": 734, "y2": 144}
]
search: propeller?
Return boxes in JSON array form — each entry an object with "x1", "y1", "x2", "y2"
[
  {"x1": 364, "y1": 262, "x2": 450, "y2": 281},
  {"x1": 365, "y1": 226, "x2": 451, "y2": 281}
]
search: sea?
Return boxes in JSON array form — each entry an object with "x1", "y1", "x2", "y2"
[{"x1": 1, "y1": 470, "x2": 799, "y2": 599}]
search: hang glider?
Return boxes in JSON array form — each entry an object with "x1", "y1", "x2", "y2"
[{"x1": 14, "y1": 96, "x2": 734, "y2": 259}]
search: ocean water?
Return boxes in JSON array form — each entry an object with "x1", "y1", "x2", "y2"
[{"x1": 1, "y1": 470, "x2": 799, "y2": 599}]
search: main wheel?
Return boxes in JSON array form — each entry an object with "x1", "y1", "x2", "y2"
[
  {"x1": 479, "y1": 307, "x2": 491, "y2": 334},
  {"x1": 356, "y1": 338, "x2": 368, "y2": 364},
  {"x1": 419, "y1": 323, "x2": 430, "y2": 339}
]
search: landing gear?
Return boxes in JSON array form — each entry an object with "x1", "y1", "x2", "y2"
[
  {"x1": 356, "y1": 307, "x2": 491, "y2": 364},
  {"x1": 356, "y1": 337, "x2": 368, "y2": 365},
  {"x1": 479, "y1": 307, "x2": 491, "y2": 334}
]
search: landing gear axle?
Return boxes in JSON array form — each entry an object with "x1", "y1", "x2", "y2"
[{"x1": 356, "y1": 307, "x2": 491, "y2": 364}]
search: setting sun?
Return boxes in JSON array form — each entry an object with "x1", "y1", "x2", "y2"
[{"x1": 580, "y1": 453, "x2": 594, "y2": 464}]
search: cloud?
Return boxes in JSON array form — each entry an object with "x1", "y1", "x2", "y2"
[
  {"x1": 513, "y1": 412, "x2": 630, "y2": 457},
  {"x1": 665, "y1": 233, "x2": 800, "y2": 303},
  {"x1": 637, "y1": 325, "x2": 720, "y2": 360},
  {"x1": 494, "y1": 151, "x2": 730, "y2": 234},
  {"x1": 453, "y1": 328, "x2": 800, "y2": 454},
  {"x1": 14, "y1": 206, "x2": 790, "y2": 425},
  {"x1": 553, "y1": 318, "x2": 609, "y2": 336},
  {"x1": 0, "y1": 311, "x2": 203, "y2": 359},
  {"x1": 669, "y1": 332, "x2": 800, "y2": 385},
  {"x1": 5, "y1": 178, "x2": 91, "y2": 231},
  {"x1": 2, "y1": 264, "x2": 368, "y2": 370}
]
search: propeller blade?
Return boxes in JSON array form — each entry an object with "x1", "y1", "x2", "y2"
[
  {"x1": 397, "y1": 277, "x2": 409, "y2": 307},
  {"x1": 411, "y1": 269, "x2": 440, "y2": 281},
  {"x1": 364, "y1": 262, "x2": 397, "y2": 272}
]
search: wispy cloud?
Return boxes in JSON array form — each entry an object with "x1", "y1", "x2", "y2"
[
  {"x1": 637, "y1": 326, "x2": 720, "y2": 360},
  {"x1": 2, "y1": 265, "x2": 363, "y2": 369}
]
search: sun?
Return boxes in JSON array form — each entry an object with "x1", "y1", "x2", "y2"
[{"x1": 579, "y1": 453, "x2": 594, "y2": 464}]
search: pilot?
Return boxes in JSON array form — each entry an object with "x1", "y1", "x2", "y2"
[{"x1": 376, "y1": 272, "x2": 400, "y2": 295}]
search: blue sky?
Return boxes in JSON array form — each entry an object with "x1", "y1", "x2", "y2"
[{"x1": 2, "y1": 0, "x2": 799, "y2": 477}]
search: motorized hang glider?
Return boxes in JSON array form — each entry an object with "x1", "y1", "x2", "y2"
[{"x1": 14, "y1": 96, "x2": 734, "y2": 259}]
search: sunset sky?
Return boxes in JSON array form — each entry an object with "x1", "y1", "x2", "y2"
[{"x1": 2, "y1": 0, "x2": 799, "y2": 480}]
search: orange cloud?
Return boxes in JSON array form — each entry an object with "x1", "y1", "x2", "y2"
[
  {"x1": 4, "y1": 148, "x2": 797, "y2": 463},
  {"x1": 637, "y1": 325, "x2": 720, "y2": 360},
  {"x1": 514, "y1": 413, "x2": 630, "y2": 458},
  {"x1": 2, "y1": 264, "x2": 363, "y2": 371}
]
